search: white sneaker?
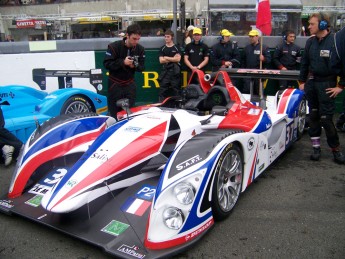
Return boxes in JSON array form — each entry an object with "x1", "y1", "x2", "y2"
[{"x1": 2, "y1": 145, "x2": 14, "y2": 166}]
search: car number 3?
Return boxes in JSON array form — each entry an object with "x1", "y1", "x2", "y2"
[{"x1": 285, "y1": 122, "x2": 294, "y2": 146}]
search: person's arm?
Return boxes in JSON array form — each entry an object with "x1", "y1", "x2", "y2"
[
  {"x1": 184, "y1": 53, "x2": 195, "y2": 70},
  {"x1": 230, "y1": 42, "x2": 241, "y2": 68},
  {"x1": 273, "y1": 45, "x2": 284, "y2": 69},
  {"x1": 262, "y1": 45, "x2": 272, "y2": 65},
  {"x1": 299, "y1": 38, "x2": 312, "y2": 83},
  {"x1": 103, "y1": 43, "x2": 126, "y2": 72},
  {"x1": 210, "y1": 44, "x2": 223, "y2": 67}
]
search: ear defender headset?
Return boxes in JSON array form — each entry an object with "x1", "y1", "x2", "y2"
[
  {"x1": 318, "y1": 12, "x2": 329, "y2": 30},
  {"x1": 282, "y1": 30, "x2": 288, "y2": 41}
]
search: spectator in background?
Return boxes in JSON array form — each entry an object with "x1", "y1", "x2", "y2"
[
  {"x1": 158, "y1": 29, "x2": 182, "y2": 101},
  {"x1": 184, "y1": 25, "x2": 195, "y2": 46},
  {"x1": 242, "y1": 29, "x2": 271, "y2": 94},
  {"x1": 5, "y1": 35, "x2": 14, "y2": 42},
  {"x1": 103, "y1": 24, "x2": 145, "y2": 119},
  {"x1": 210, "y1": 29, "x2": 240, "y2": 72},
  {"x1": 0, "y1": 105, "x2": 23, "y2": 167},
  {"x1": 273, "y1": 30, "x2": 302, "y2": 90},
  {"x1": 184, "y1": 27, "x2": 209, "y2": 82}
]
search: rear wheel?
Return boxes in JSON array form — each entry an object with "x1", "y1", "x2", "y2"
[
  {"x1": 61, "y1": 95, "x2": 94, "y2": 114},
  {"x1": 211, "y1": 143, "x2": 243, "y2": 221}
]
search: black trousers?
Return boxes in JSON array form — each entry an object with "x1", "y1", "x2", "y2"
[
  {"x1": 107, "y1": 81, "x2": 136, "y2": 119},
  {"x1": 158, "y1": 69, "x2": 181, "y2": 101},
  {"x1": 0, "y1": 127, "x2": 23, "y2": 162},
  {"x1": 305, "y1": 79, "x2": 340, "y2": 149}
]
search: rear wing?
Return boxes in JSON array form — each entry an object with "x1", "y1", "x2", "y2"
[{"x1": 32, "y1": 68, "x2": 103, "y2": 92}]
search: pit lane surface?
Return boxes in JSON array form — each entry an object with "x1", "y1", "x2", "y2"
[{"x1": 1, "y1": 132, "x2": 344, "y2": 259}]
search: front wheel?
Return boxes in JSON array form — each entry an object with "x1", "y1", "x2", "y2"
[
  {"x1": 296, "y1": 98, "x2": 307, "y2": 139},
  {"x1": 211, "y1": 143, "x2": 243, "y2": 221},
  {"x1": 60, "y1": 95, "x2": 94, "y2": 114}
]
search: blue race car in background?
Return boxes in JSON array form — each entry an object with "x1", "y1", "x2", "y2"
[{"x1": 0, "y1": 68, "x2": 108, "y2": 142}]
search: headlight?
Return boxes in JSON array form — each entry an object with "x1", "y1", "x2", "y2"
[
  {"x1": 173, "y1": 182, "x2": 195, "y2": 205},
  {"x1": 163, "y1": 207, "x2": 184, "y2": 230}
]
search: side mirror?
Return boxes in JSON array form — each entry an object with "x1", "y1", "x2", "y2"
[{"x1": 116, "y1": 98, "x2": 132, "y2": 118}]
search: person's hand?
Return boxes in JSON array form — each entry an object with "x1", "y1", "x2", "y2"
[
  {"x1": 281, "y1": 67, "x2": 287, "y2": 70},
  {"x1": 224, "y1": 61, "x2": 232, "y2": 68},
  {"x1": 299, "y1": 83, "x2": 305, "y2": 91},
  {"x1": 124, "y1": 56, "x2": 135, "y2": 68},
  {"x1": 326, "y1": 85, "x2": 343, "y2": 98},
  {"x1": 260, "y1": 54, "x2": 265, "y2": 62}
]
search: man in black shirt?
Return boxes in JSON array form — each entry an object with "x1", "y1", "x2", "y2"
[
  {"x1": 210, "y1": 29, "x2": 240, "y2": 72},
  {"x1": 331, "y1": 26, "x2": 345, "y2": 132},
  {"x1": 273, "y1": 30, "x2": 301, "y2": 90},
  {"x1": 158, "y1": 29, "x2": 182, "y2": 101},
  {"x1": 103, "y1": 24, "x2": 145, "y2": 119},
  {"x1": 184, "y1": 27, "x2": 209, "y2": 83},
  {"x1": 242, "y1": 29, "x2": 271, "y2": 94},
  {"x1": 299, "y1": 13, "x2": 344, "y2": 164}
]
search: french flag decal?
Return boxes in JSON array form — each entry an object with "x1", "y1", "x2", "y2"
[{"x1": 121, "y1": 197, "x2": 151, "y2": 216}]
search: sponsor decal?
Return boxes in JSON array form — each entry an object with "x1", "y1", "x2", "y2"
[
  {"x1": 258, "y1": 163, "x2": 265, "y2": 172},
  {"x1": 29, "y1": 184, "x2": 51, "y2": 195},
  {"x1": 117, "y1": 244, "x2": 146, "y2": 259},
  {"x1": 0, "y1": 92, "x2": 15, "y2": 99},
  {"x1": 25, "y1": 195, "x2": 43, "y2": 207},
  {"x1": 176, "y1": 155, "x2": 202, "y2": 171},
  {"x1": 0, "y1": 199, "x2": 14, "y2": 209},
  {"x1": 247, "y1": 137, "x2": 255, "y2": 151},
  {"x1": 121, "y1": 197, "x2": 151, "y2": 216},
  {"x1": 90, "y1": 152, "x2": 108, "y2": 161},
  {"x1": 29, "y1": 168, "x2": 67, "y2": 195},
  {"x1": 125, "y1": 126, "x2": 142, "y2": 132},
  {"x1": 66, "y1": 179, "x2": 78, "y2": 188},
  {"x1": 191, "y1": 129, "x2": 197, "y2": 136},
  {"x1": 248, "y1": 108, "x2": 261, "y2": 115},
  {"x1": 136, "y1": 185, "x2": 156, "y2": 200},
  {"x1": 260, "y1": 141, "x2": 266, "y2": 150},
  {"x1": 101, "y1": 220, "x2": 129, "y2": 236},
  {"x1": 185, "y1": 220, "x2": 213, "y2": 241}
]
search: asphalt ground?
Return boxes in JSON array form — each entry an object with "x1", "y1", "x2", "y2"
[{"x1": 0, "y1": 131, "x2": 344, "y2": 259}]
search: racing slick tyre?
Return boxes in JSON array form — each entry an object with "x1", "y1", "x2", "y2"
[
  {"x1": 60, "y1": 95, "x2": 94, "y2": 114},
  {"x1": 211, "y1": 143, "x2": 243, "y2": 221},
  {"x1": 29, "y1": 112, "x2": 98, "y2": 146},
  {"x1": 296, "y1": 97, "x2": 307, "y2": 140}
]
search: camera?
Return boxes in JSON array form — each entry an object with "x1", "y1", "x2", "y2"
[{"x1": 128, "y1": 56, "x2": 139, "y2": 68}]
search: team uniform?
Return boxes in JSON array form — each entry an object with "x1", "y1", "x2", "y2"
[
  {"x1": 242, "y1": 42, "x2": 271, "y2": 94},
  {"x1": 299, "y1": 32, "x2": 341, "y2": 152},
  {"x1": 210, "y1": 40, "x2": 241, "y2": 71},
  {"x1": 331, "y1": 26, "x2": 345, "y2": 132},
  {"x1": 273, "y1": 41, "x2": 302, "y2": 89},
  {"x1": 103, "y1": 38, "x2": 145, "y2": 118},
  {"x1": 158, "y1": 44, "x2": 181, "y2": 100},
  {"x1": 184, "y1": 41, "x2": 209, "y2": 78}
]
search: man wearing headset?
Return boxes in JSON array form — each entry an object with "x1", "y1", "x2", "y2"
[
  {"x1": 273, "y1": 30, "x2": 302, "y2": 90},
  {"x1": 184, "y1": 27, "x2": 210, "y2": 82},
  {"x1": 210, "y1": 29, "x2": 241, "y2": 72},
  {"x1": 299, "y1": 13, "x2": 345, "y2": 164}
]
